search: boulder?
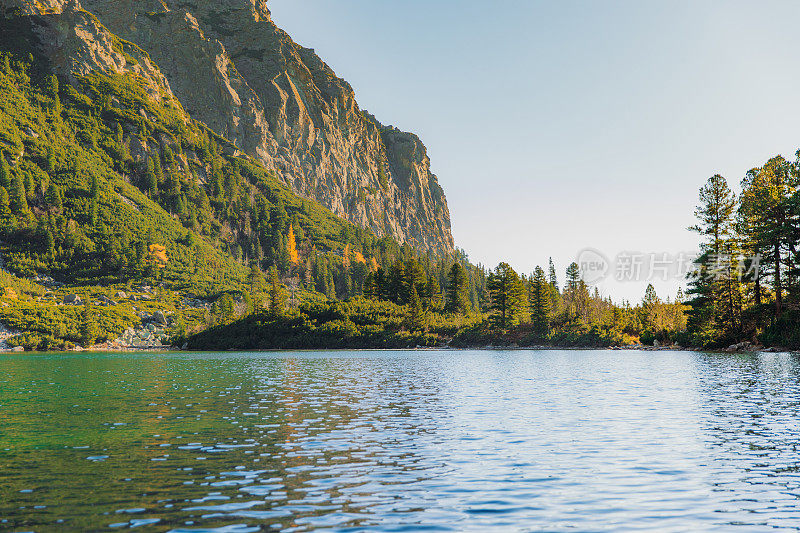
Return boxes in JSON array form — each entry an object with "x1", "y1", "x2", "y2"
[
  {"x1": 97, "y1": 295, "x2": 118, "y2": 306},
  {"x1": 152, "y1": 310, "x2": 168, "y2": 325},
  {"x1": 63, "y1": 294, "x2": 83, "y2": 305}
]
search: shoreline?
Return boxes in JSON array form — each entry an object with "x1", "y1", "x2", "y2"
[{"x1": 2, "y1": 345, "x2": 795, "y2": 355}]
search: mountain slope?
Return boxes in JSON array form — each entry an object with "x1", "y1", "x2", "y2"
[
  {"x1": 0, "y1": 6, "x2": 398, "y2": 293},
  {"x1": 4, "y1": 0, "x2": 454, "y2": 254}
]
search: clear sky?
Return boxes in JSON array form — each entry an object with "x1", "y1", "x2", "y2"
[{"x1": 269, "y1": 0, "x2": 800, "y2": 302}]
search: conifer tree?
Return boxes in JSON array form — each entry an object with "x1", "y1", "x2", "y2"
[
  {"x1": 363, "y1": 271, "x2": 377, "y2": 299},
  {"x1": 687, "y1": 174, "x2": 738, "y2": 344},
  {"x1": 0, "y1": 186, "x2": 10, "y2": 220},
  {"x1": 407, "y1": 283, "x2": 426, "y2": 332},
  {"x1": 739, "y1": 159, "x2": 793, "y2": 316},
  {"x1": 426, "y1": 276, "x2": 443, "y2": 311},
  {"x1": 564, "y1": 262, "x2": 581, "y2": 320},
  {"x1": 10, "y1": 171, "x2": 28, "y2": 216},
  {"x1": 248, "y1": 262, "x2": 264, "y2": 294},
  {"x1": 530, "y1": 266, "x2": 550, "y2": 336},
  {"x1": 548, "y1": 257, "x2": 559, "y2": 291},
  {"x1": 446, "y1": 262, "x2": 470, "y2": 314},
  {"x1": 0, "y1": 156, "x2": 9, "y2": 189},
  {"x1": 487, "y1": 262, "x2": 526, "y2": 329}
]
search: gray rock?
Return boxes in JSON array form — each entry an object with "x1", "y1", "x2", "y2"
[
  {"x1": 63, "y1": 294, "x2": 83, "y2": 305},
  {"x1": 152, "y1": 311, "x2": 168, "y2": 325}
]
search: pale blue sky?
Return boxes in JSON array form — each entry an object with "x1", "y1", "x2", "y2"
[{"x1": 269, "y1": 0, "x2": 800, "y2": 302}]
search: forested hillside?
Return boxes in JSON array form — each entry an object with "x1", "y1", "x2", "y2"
[{"x1": 0, "y1": 9, "x2": 446, "y2": 350}]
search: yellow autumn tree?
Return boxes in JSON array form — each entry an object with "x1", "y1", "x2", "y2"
[
  {"x1": 287, "y1": 224, "x2": 299, "y2": 265},
  {"x1": 148, "y1": 244, "x2": 168, "y2": 268},
  {"x1": 342, "y1": 243, "x2": 351, "y2": 269},
  {"x1": 354, "y1": 251, "x2": 366, "y2": 264}
]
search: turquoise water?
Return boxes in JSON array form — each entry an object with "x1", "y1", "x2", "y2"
[{"x1": 2, "y1": 349, "x2": 800, "y2": 531}]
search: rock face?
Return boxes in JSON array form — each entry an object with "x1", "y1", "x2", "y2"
[{"x1": 1, "y1": 0, "x2": 454, "y2": 253}]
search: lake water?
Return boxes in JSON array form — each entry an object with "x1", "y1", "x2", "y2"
[{"x1": 2, "y1": 350, "x2": 800, "y2": 531}]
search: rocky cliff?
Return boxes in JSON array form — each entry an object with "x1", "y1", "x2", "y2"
[{"x1": 2, "y1": 0, "x2": 454, "y2": 253}]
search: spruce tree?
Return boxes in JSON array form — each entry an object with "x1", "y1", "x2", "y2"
[
  {"x1": 446, "y1": 262, "x2": 470, "y2": 314},
  {"x1": 487, "y1": 262, "x2": 526, "y2": 329},
  {"x1": 530, "y1": 266, "x2": 550, "y2": 336},
  {"x1": 564, "y1": 262, "x2": 581, "y2": 321},
  {"x1": 407, "y1": 283, "x2": 426, "y2": 332},
  {"x1": 426, "y1": 276, "x2": 443, "y2": 311},
  {"x1": 548, "y1": 257, "x2": 559, "y2": 291}
]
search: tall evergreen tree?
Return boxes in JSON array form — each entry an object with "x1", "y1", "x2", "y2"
[
  {"x1": 530, "y1": 266, "x2": 550, "y2": 336},
  {"x1": 407, "y1": 284, "x2": 426, "y2": 332},
  {"x1": 10, "y1": 171, "x2": 28, "y2": 216},
  {"x1": 687, "y1": 174, "x2": 739, "y2": 344},
  {"x1": 0, "y1": 155, "x2": 9, "y2": 189},
  {"x1": 548, "y1": 257, "x2": 559, "y2": 291},
  {"x1": 446, "y1": 262, "x2": 470, "y2": 314},
  {"x1": 487, "y1": 262, "x2": 527, "y2": 329}
]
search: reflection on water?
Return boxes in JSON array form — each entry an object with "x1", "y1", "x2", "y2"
[{"x1": 1, "y1": 350, "x2": 800, "y2": 531}]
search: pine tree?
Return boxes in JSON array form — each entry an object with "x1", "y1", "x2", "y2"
[
  {"x1": 564, "y1": 262, "x2": 581, "y2": 320},
  {"x1": 10, "y1": 171, "x2": 28, "y2": 216},
  {"x1": 426, "y1": 276, "x2": 443, "y2": 311},
  {"x1": 641, "y1": 283, "x2": 659, "y2": 333},
  {"x1": 530, "y1": 266, "x2": 550, "y2": 336},
  {"x1": 363, "y1": 271, "x2": 377, "y2": 299},
  {"x1": 739, "y1": 159, "x2": 792, "y2": 317},
  {"x1": 446, "y1": 262, "x2": 470, "y2": 314},
  {"x1": 405, "y1": 259, "x2": 427, "y2": 304},
  {"x1": 548, "y1": 257, "x2": 559, "y2": 291},
  {"x1": 407, "y1": 283, "x2": 426, "y2": 332},
  {"x1": 0, "y1": 156, "x2": 9, "y2": 189},
  {"x1": 487, "y1": 262, "x2": 526, "y2": 329},
  {"x1": 687, "y1": 174, "x2": 738, "y2": 344}
]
